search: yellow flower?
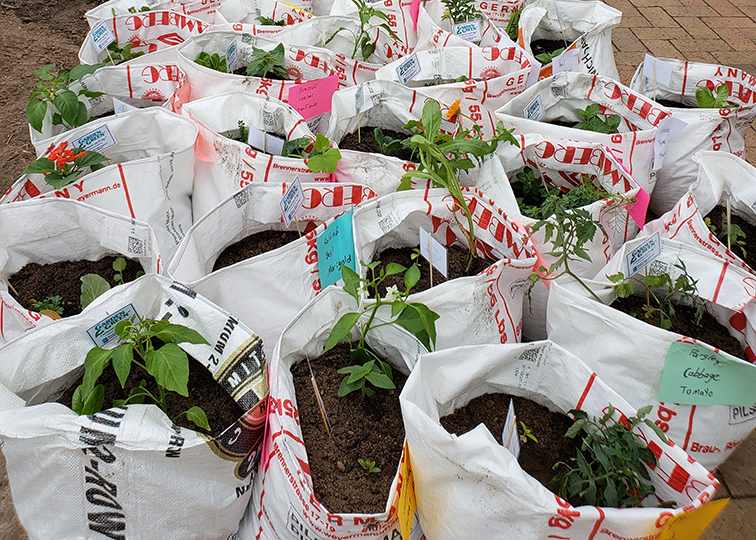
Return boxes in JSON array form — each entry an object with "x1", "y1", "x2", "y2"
[{"x1": 446, "y1": 99, "x2": 461, "y2": 120}]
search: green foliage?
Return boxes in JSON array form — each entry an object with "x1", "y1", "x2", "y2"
[
  {"x1": 358, "y1": 458, "x2": 381, "y2": 473},
  {"x1": 304, "y1": 134, "x2": 342, "y2": 173},
  {"x1": 696, "y1": 83, "x2": 737, "y2": 109},
  {"x1": 573, "y1": 104, "x2": 621, "y2": 134},
  {"x1": 706, "y1": 212, "x2": 747, "y2": 259},
  {"x1": 23, "y1": 141, "x2": 109, "y2": 189},
  {"x1": 281, "y1": 137, "x2": 312, "y2": 158},
  {"x1": 399, "y1": 99, "x2": 519, "y2": 269},
  {"x1": 534, "y1": 47, "x2": 565, "y2": 66},
  {"x1": 505, "y1": 7, "x2": 523, "y2": 41},
  {"x1": 519, "y1": 421, "x2": 538, "y2": 444},
  {"x1": 226, "y1": 120, "x2": 250, "y2": 143},
  {"x1": 27, "y1": 63, "x2": 105, "y2": 133},
  {"x1": 194, "y1": 52, "x2": 227, "y2": 73},
  {"x1": 31, "y1": 296, "x2": 66, "y2": 316},
  {"x1": 442, "y1": 0, "x2": 478, "y2": 25},
  {"x1": 112, "y1": 6, "x2": 151, "y2": 14},
  {"x1": 106, "y1": 41, "x2": 145, "y2": 63},
  {"x1": 81, "y1": 258, "x2": 143, "y2": 309},
  {"x1": 325, "y1": 0, "x2": 402, "y2": 60},
  {"x1": 549, "y1": 405, "x2": 669, "y2": 508},
  {"x1": 512, "y1": 167, "x2": 611, "y2": 220},
  {"x1": 113, "y1": 257, "x2": 127, "y2": 285},
  {"x1": 607, "y1": 260, "x2": 705, "y2": 331},
  {"x1": 72, "y1": 317, "x2": 211, "y2": 431},
  {"x1": 256, "y1": 15, "x2": 286, "y2": 26},
  {"x1": 374, "y1": 127, "x2": 410, "y2": 157},
  {"x1": 324, "y1": 262, "x2": 440, "y2": 398},
  {"x1": 246, "y1": 44, "x2": 288, "y2": 79}
]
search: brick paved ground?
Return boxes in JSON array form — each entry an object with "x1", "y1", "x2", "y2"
[{"x1": 606, "y1": 0, "x2": 756, "y2": 535}]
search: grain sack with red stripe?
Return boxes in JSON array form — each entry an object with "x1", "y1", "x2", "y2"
[
  {"x1": 214, "y1": 1, "x2": 314, "y2": 36},
  {"x1": 85, "y1": 0, "x2": 223, "y2": 26}
]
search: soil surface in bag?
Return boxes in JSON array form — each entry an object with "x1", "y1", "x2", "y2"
[
  {"x1": 232, "y1": 65, "x2": 288, "y2": 79},
  {"x1": 612, "y1": 296, "x2": 745, "y2": 360},
  {"x1": 531, "y1": 38, "x2": 568, "y2": 64},
  {"x1": 705, "y1": 204, "x2": 756, "y2": 271},
  {"x1": 291, "y1": 342, "x2": 407, "y2": 514},
  {"x1": 339, "y1": 127, "x2": 417, "y2": 163},
  {"x1": 9, "y1": 256, "x2": 143, "y2": 317},
  {"x1": 59, "y1": 349, "x2": 245, "y2": 438},
  {"x1": 213, "y1": 230, "x2": 302, "y2": 271},
  {"x1": 440, "y1": 393, "x2": 581, "y2": 488},
  {"x1": 656, "y1": 98, "x2": 696, "y2": 109},
  {"x1": 368, "y1": 246, "x2": 492, "y2": 297}
]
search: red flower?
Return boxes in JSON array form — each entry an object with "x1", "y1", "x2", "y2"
[{"x1": 47, "y1": 141, "x2": 84, "y2": 169}]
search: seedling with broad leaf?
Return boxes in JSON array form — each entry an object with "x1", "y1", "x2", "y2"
[
  {"x1": 256, "y1": 16, "x2": 286, "y2": 26},
  {"x1": 535, "y1": 47, "x2": 565, "y2": 66},
  {"x1": 106, "y1": 41, "x2": 145, "y2": 63},
  {"x1": 303, "y1": 134, "x2": 342, "y2": 173},
  {"x1": 706, "y1": 211, "x2": 747, "y2": 259},
  {"x1": 81, "y1": 258, "x2": 144, "y2": 309},
  {"x1": 573, "y1": 104, "x2": 621, "y2": 134},
  {"x1": 31, "y1": 296, "x2": 66, "y2": 317},
  {"x1": 23, "y1": 141, "x2": 108, "y2": 189},
  {"x1": 358, "y1": 458, "x2": 381, "y2": 474},
  {"x1": 696, "y1": 83, "x2": 737, "y2": 109},
  {"x1": 519, "y1": 421, "x2": 538, "y2": 444},
  {"x1": 246, "y1": 44, "x2": 288, "y2": 79},
  {"x1": 72, "y1": 317, "x2": 211, "y2": 432},
  {"x1": 549, "y1": 404, "x2": 669, "y2": 508},
  {"x1": 325, "y1": 0, "x2": 402, "y2": 61},
  {"x1": 374, "y1": 127, "x2": 411, "y2": 158},
  {"x1": 323, "y1": 262, "x2": 439, "y2": 398},
  {"x1": 194, "y1": 52, "x2": 227, "y2": 73}
]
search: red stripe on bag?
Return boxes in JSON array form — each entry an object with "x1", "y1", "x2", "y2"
[
  {"x1": 351, "y1": 61, "x2": 358, "y2": 85},
  {"x1": 0, "y1": 302, "x2": 4, "y2": 340},
  {"x1": 468, "y1": 48, "x2": 473, "y2": 79},
  {"x1": 681, "y1": 61, "x2": 689, "y2": 97},
  {"x1": 126, "y1": 64, "x2": 133, "y2": 98},
  {"x1": 118, "y1": 164, "x2": 136, "y2": 218},
  {"x1": 410, "y1": 91, "x2": 417, "y2": 112},
  {"x1": 575, "y1": 372, "x2": 597, "y2": 410},
  {"x1": 712, "y1": 262, "x2": 728, "y2": 303},
  {"x1": 287, "y1": 119, "x2": 304, "y2": 140},
  {"x1": 587, "y1": 507, "x2": 606, "y2": 540},
  {"x1": 587, "y1": 75, "x2": 598, "y2": 99},
  {"x1": 112, "y1": 16, "x2": 119, "y2": 43},
  {"x1": 264, "y1": 155, "x2": 274, "y2": 181},
  {"x1": 682, "y1": 405, "x2": 696, "y2": 451}
]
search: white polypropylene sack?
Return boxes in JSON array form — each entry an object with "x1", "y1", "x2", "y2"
[
  {"x1": 496, "y1": 71, "x2": 672, "y2": 195},
  {"x1": 0, "y1": 198, "x2": 160, "y2": 346},
  {"x1": 547, "y1": 237, "x2": 756, "y2": 468},
  {"x1": 85, "y1": 0, "x2": 222, "y2": 26},
  {"x1": 3, "y1": 108, "x2": 197, "y2": 262},
  {"x1": 78, "y1": 10, "x2": 209, "y2": 65},
  {"x1": 0, "y1": 273, "x2": 268, "y2": 539},
  {"x1": 29, "y1": 61, "x2": 186, "y2": 149},
  {"x1": 518, "y1": 0, "x2": 622, "y2": 81},
  {"x1": 375, "y1": 45, "x2": 533, "y2": 112},
  {"x1": 477, "y1": 0, "x2": 525, "y2": 28},
  {"x1": 214, "y1": 1, "x2": 314, "y2": 36},
  {"x1": 401, "y1": 340, "x2": 718, "y2": 540},
  {"x1": 215, "y1": 0, "x2": 313, "y2": 24},
  {"x1": 168, "y1": 182, "x2": 377, "y2": 357},
  {"x1": 630, "y1": 59, "x2": 756, "y2": 215}
]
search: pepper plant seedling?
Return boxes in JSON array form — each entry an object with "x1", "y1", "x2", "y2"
[
  {"x1": 696, "y1": 83, "x2": 737, "y2": 109},
  {"x1": 194, "y1": 52, "x2": 227, "y2": 73},
  {"x1": 325, "y1": 0, "x2": 402, "y2": 61},
  {"x1": 23, "y1": 141, "x2": 108, "y2": 189},
  {"x1": 358, "y1": 458, "x2": 381, "y2": 474},
  {"x1": 573, "y1": 104, "x2": 621, "y2": 134},
  {"x1": 106, "y1": 41, "x2": 145, "y2": 63},
  {"x1": 442, "y1": 0, "x2": 479, "y2": 24},
  {"x1": 706, "y1": 211, "x2": 747, "y2": 259},
  {"x1": 246, "y1": 44, "x2": 288, "y2": 79}
]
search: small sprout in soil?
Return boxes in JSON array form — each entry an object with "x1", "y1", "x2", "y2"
[
  {"x1": 505, "y1": 7, "x2": 523, "y2": 41},
  {"x1": 246, "y1": 44, "x2": 288, "y2": 79},
  {"x1": 304, "y1": 134, "x2": 342, "y2": 173},
  {"x1": 358, "y1": 458, "x2": 381, "y2": 474},
  {"x1": 324, "y1": 262, "x2": 440, "y2": 397},
  {"x1": 549, "y1": 404, "x2": 669, "y2": 508},
  {"x1": 256, "y1": 16, "x2": 286, "y2": 26},
  {"x1": 519, "y1": 421, "x2": 538, "y2": 444},
  {"x1": 81, "y1": 258, "x2": 144, "y2": 309},
  {"x1": 706, "y1": 212, "x2": 747, "y2": 259},
  {"x1": 573, "y1": 104, "x2": 621, "y2": 134},
  {"x1": 72, "y1": 316, "x2": 211, "y2": 432},
  {"x1": 374, "y1": 127, "x2": 410, "y2": 158},
  {"x1": 106, "y1": 41, "x2": 145, "y2": 63},
  {"x1": 226, "y1": 120, "x2": 250, "y2": 143},
  {"x1": 23, "y1": 141, "x2": 108, "y2": 189},
  {"x1": 194, "y1": 52, "x2": 227, "y2": 73},
  {"x1": 696, "y1": 83, "x2": 737, "y2": 109},
  {"x1": 442, "y1": 0, "x2": 479, "y2": 25},
  {"x1": 31, "y1": 295, "x2": 66, "y2": 316},
  {"x1": 325, "y1": 0, "x2": 402, "y2": 61},
  {"x1": 607, "y1": 259, "x2": 705, "y2": 331},
  {"x1": 113, "y1": 257, "x2": 127, "y2": 285},
  {"x1": 535, "y1": 47, "x2": 565, "y2": 66}
]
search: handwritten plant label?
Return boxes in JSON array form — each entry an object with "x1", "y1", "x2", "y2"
[
  {"x1": 397, "y1": 53, "x2": 421, "y2": 85},
  {"x1": 419, "y1": 227, "x2": 448, "y2": 277},
  {"x1": 552, "y1": 48, "x2": 580, "y2": 74},
  {"x1": 247, "y1": 126, "x2": 285, "y2": 155},
  {"x1": 73, "y1": 125, "x2": 117, "y2": 153},
  {"x1": 452, "y1": 20, "x2": 482, "y2": 42},
  {"x1": 226, "y1": 39, "x2": 238, "y2": 73},
  {"x1": 87, "y1": 304, "x2": 140, "y2": 347},
  {"x1": 625, "y1": 232, "x2": 661, "y2": 276},
  {"x1": 355, "y1": 85, "x2": 365, "y2": 114},
  {"x1": 524, "y1": 94, "x2": 544, "y2": 122},
  {"x1": 501, "y1": 398, "x2": 520, "y2": 459},
  {"x1": 317, "y1": 210, "x2": 356, "y2": 289},
  {"x1": 288, "y1": 75, "x2": 339, "y2": 120},
  {"x1": 112, "y1": 97, "x2": 137, "y2": 114},
  {"x1": 280, "y1": 177, "x2": 304, "y2": 227},
  {"x1": 653, "y1": 116, "x2": 687, "y2": 170},
  {"x1": 643, "y1": 54, "x2": 673, "y2": 87},
  {"x1": 89, "y1": 21, "x2": 116, "y2": 53},
  {"x1": 397, "y1": 441, "x2": 417, "y2": 540},
  {"x1": 658, "y1": 342, "x2": 756, "y2": 406}
]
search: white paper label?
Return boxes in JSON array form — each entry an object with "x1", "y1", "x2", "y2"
[
  {"x1": 247, "y1": 126, "x2": 285, "y2": 155},
  {"x1": 89, "y1": 21, "x2": 116, "y2": 53},
  {"x1": 73, "y1": 125, "x2": 117, "y2": 153},
  {"x1": 524, "y1": 94, "x2": 544, "y2": 122},
  {"x1": 554, "y1": 3, "x2": 566, "y2": 24},
  {"x1": 280, "y1": 177, "x2": 305, "y2": 227},
  {"x1": 452, "y1": 20, "x2": 482, "y2": 42},
  {"x1": 87, "y1": 304, "x2": 140, "y2": 347},
  {"x1": 626, "y1": 232, "x2": 662, "y2": 276},
  {"x1": 397, "y1": 54, "x2": 421, "y2": 85},
  {"x1": 653, "y1": 116, "x2": 687, "y2": 170},
  {"x1": 112, "y1": 97, "x2": 137, "y2": 114},
  {"x1": 502, "y1": 399, "x2": 520, "y2": 459},
  {"x1": 419, "y1": 227, "x2": 448, "y2": 278},
  {"x1": 226, "y1": 39, "x2": 238, "y2": 73},
  {"x1": 552, "y1": 48, "x2": 580, "y2": 74},
  {"x1": 642, "y1": 54, "x2": 673, "y2": 87},
  {"x1": 355, "y1": 85, "x2": 365, "y2": 114}
]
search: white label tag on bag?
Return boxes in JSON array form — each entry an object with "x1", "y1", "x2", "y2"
[
  {"x1": 452, "y1": 20, "x2": 482, "y2": 42},
  {"x1": 87, "y1": 304, "x2": 140, "y2": 347},
  {"x1": 653, "y1": 116, "x2": 687, "y2": 170},
  {"x1": 247, "y1": 126, "x2": 285, "y2": 155},
  {"x1": 552, "y1": 48, "x2": 579, "y2": 74},
  {"x1": 280, "y1": 177, "x2": 304, "y2": 227},
  {"x1": 74, "y1": 125, "x2": 117, "y2": 153},
  {"x1": 226, "y1": 39, "x2": 238, "y2": 73},
  {"x1": 642, "y1": 54, "x2": 673, "y2": 87},
  {"x1": 113, "y1": 97, "x2": 137, "y2": 114},
  {"x1": 419, "y1": 227, "x2": 448, "y2": 277},
  {"x1": 524, "y1": 94, "x2": 544, "y2": 121},
  {"x1": 502, "y1": 399, "x2": 520, "y2": 459},
  {"x1": 397, "y1": 54, "x2": 421, "y2": 85},
  {"x1": 625, "y1": 232, "x2": 662, "y2": 276},
  {"x1": 89, "y1": 21, "x2": 116, "y2": 53}
]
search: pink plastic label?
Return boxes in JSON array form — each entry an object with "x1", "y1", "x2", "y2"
[
  {"x1": 288, "y1": 75, "x2": 339, "y2": 120},
  {"x1": 629, "y1": 186, "x2": 650, "y2": 228}
]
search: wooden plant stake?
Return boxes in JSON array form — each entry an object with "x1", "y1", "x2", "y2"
[
  {"x1": 727, "y1": 198, "x2": 732, "y2": 251},
  {"x1": 0, "y1": 270, "x2": 18, "y2": 296},
  {"x1": 105, "y1": 47, "x2": 116, "y2": 67},
  {"x1": 294, "y1": 215, "x2": 302, "y2": 238},
  {"x1": 357, "y1": 112, "x2": 362, "y2": 144},
  {"x1": 307, "y1": 359, "x2": 332, "y2": 438},
  {"x1": 505, "y1": 413, "x2": 517, "y2": 448}
]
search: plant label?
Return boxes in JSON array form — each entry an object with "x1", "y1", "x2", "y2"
[
  {"x1": 397, "y1": 441, "x2": 417, "y2": 540},
  {"x1": 554, "y1": 3, "x2": 566, "y2": 25},
  {"x1": 355, "y1": 85, "x2": 365, "y2": 114},
  {"x1": 653, "y1": 116, "x2": 687, "y2": 170},
  {"x1": 452, "y1": 20, "x2": 482, "y2": 42},
  {"x1": 625, "y1": 232, "x2": 661, "y2": 276},
  {"x1": 419, "y1": 227, "x2": 448, "y2": 277},
  {"x1": 226, "y1": 39, "x2": 238, "y2": 73},
  {"x1": 552, "y1": 48, "x2": 579, "y2": 74},
  {"x1": 89, "y1": 21, "x2": 116, "y2": 53},
  {"x1": 523, "y1": 51, "x2": 541, "y2": 89},
  {"x1": 501, "y1": 398, "x2": 521, "y2": 459},
  {"x1": 642, "y1": 54, "x2": 673, "y2": 87},
  {"x1": 658, "y1": 342, "x2": 756, "y2": 406},
  {"x1": 524, "y1": 94, "x2": 544, "y2": 122},
  {"x1": 317, "y1": 209, "x2": 356, "y2": 289},
  {"x1": 280, "y1": 177, "x2": 304, "y2": 227},
  {"x1": 659, "y1": 498, "x2": 728, "y2": 540},
  {"x1": 247, "y1": 126, "x2": 285, "y2": 155},
  {"x1": 87, "y1": 304, "x2": 140, "y2": 347},
  {"x1": 73, "y1": 125, "x2": 117, "y2": 153},
  {"x1": 288, "y1": 75, "x2": 339, "y2": 120},
  {"x1": 397, "y1": 54, "x2": 421, "y2": 85},
  {"x1": 112, "y1": 97, "x2": 137, "y2": 115}
]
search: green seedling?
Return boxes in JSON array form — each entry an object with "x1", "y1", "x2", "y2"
[
  {"x1": 519, "y1": 421, "x2": 538, "y2": 444},
  {"x1": 80, "y1": 258, "x2": 144, "y2": 309},
  {"x1": 31, "y1": 296, "x2": 66, "y2": 317},
  {"x1": 194, "y1": 52, "x2": 227, "y2": 73},
  {"x1": 535, "y1": 47, "x2": 565, "y2": 66},
  {"x1": 246, "y1": 44, "x2": 288, "y2": 79},
  {"x1": 374, "y1": 127, "x2": 409, "y2": 157},
  {"x1": 106, "y1": 41, "x2": 145, "y2": 63},
  {"x1": 256, "y1": 16, "x2": 286, "y2": 25},
  {"x1": 696, "y1": 83, "x2": 737, "y2": 109},
  {"x1": 358, "y1": 458, "x2": 381, "y2": 473},
  {"x1": 325, "y1": 0, "x2": 402, "y2": 60},
  {"x1": 227, "y1": 120, "x2": 250, "y2": 143},
  {"x1": 573, "y1": 104, "x2": 621, "y2": 134},
  {"x1": 706, "y1": 212, "x2": 747, "y2": 259},
  {"x1": 442, "y1": 0, "x2": 479, "y2": 25}
]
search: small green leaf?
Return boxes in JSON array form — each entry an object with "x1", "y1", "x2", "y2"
[
  {"x1": 565, "y1": 418, "x2": 586, "y2": 439},
  {"x1": 27, "y1": 99, "x2": 48, "y2": 133},
  {"x1": 185, "y1": 406, "x2": 211, "y2": 431},
  {"x1": 384, "y1": 262, "x2": 406, "y2": 276},
  {"x1": 338, "y1": 376, "x2": 362, "y2": 396},
  {"x1": 155, "y1": 324, "x2": 209, "y2": 345},
  {"x1": 72, "y1": 384, "x2": 105, "y2": 415},
  {"x1": 323, "y1": 312, "x2": 361, "y2": 353},
  {"x1": 81, "y1": 274, "x2": 111, "y2": 309},
  {"x1": 110, "y1": 344, "x2": 134, "y2": 388},
  {"x1": 404, "y1": 263, "x2": 420, "y2": 291},
  {"x1": 144, "y1": 343, "x2": 190, "y2": 396},
  {"x1": 82, "y1": 347, "x2": 112, "y2": 394}
]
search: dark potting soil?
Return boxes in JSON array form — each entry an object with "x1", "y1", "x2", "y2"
[
  {"x1": 339, "y1": 127, "x2": 417, "y2": 163},
  {"x1": 656, "y1": 98, "x2": 696, "y2": 109},
  {"x1": 8, "y1": 256, "x2": 143, "y2": 317},
  {"x1": 440, "y1": 393, "x2": 582, "y2": 488},
  {"x1": 59, "y1": 349, "x2": 244, "y2": 438},
  {"x1": 705, "y1": 204, "x2": 756, "y2": 271},
  {"x1": 612, "y1": 295, "x2": 745, "y2": 360},
  {"x1": 531, "y1": 39, "x2": 568, "y2": 63},
  {"x1": 212, "y1": 230, "x2": 302, "y2": 271},
  {"x1": 369, "y1": 246, "x2": 492, "y2": 297},
  {"x1": 232, "y1": 66, "x2": 287, "y2": 80},
  {"x1": 291, "y1": 342, "x2": 407, "y2": 514}
]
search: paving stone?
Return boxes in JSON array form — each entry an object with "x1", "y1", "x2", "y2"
[
  {"x1": 677, "y1": 16, "x2": 723, "y2": 38},
  {"x1": 680, "y1": 50, "x2": 720, "y2": 63},
  {"x1": 645, "y1": 39, "x2": 684, "y2": 57},
  {"x1": 712, "y1": 27, "x2": 756, "y2": 50},
  {"x1": 663, "y1": 5, "x2": 722, "y2": 17},
  {"x1": 631, "y1": 27, "x2": 692, "y2": 40},
  {"x1": 704, "y1": 15, "x2": 756, "y2": 27},
  {"x1": 671, "y1": 36, "x2": 734, "y2": 52},
  {"x1": 699, "y1": 498, "x2": 756, "y2": 539},
  {"x1": 705, "y1": 0, "x2": 747, "y2": 16},
  {"x1": 612, "y1": 27, "x2": 648, "y2": 51},
  {"x1": 619, "y1": 15, "x2": 654, "y2": 28},
  {"x1": 639, "y1": 6, "x2": 683, "y2": 26},
  {"x1": 716, "y1": 429, "x2": 756, "y2": 498}
]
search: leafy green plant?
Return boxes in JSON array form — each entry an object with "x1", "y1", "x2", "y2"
[
  {"x1": 304, "y1": 134, "x2": 342, "y2": 173},
  {"x1": 573, "y1": 104, "x2": 621, "y2": 134},
  {"x1": 106, "y1": 41, "x2": 145, "y2": 63},
  {"x1": 31, "y1": 296, "x2": 66, "y2": 316},
  {"x1": 358, "y1": 458, "x2": 381, "y2": 474},
  {"x1": 505, "y1": 7, "x2": 523, "y2": 41},
  {"x1": 607, "y1": 260, "x2": 704, "y2": 331},
  {"x1": 72, "y1": 317, "x2": 211, "y2": 431},
  {"x1": 112, "y1": 6, "x2": 151, "y2": 15},
  {"x1": 324, "y1": 262, "x2": 439, "y2": 397},
  {"x1": 23, "y1": 141, "x2": 108, "y2": 189},
  {"x1": 325, "y1": 0, "x2": 401, "y2": 60},
  {"x1": 256, "y1": 15, "x2": 286, "y2": 25},
  {"x1": 246, "y1": 44, "x2": 288, "y2": 79},
  {"x1": 706, "y1": 212, "x2": 747, "y2": 259},
  {"x1": 519, "y1": 421, "x2": 538, "y2": 444},
  {"x1": 374, "y1": 127, "x2": 410, "y2": 157},
  {"x1": 549, "y1": 404, "x2": 668, "y2": 508},
  {"x1": 399, "y1": 99, "x2": 519, "y2": 270},
  {"x1": 81, "y1": 258, "x2": 144, "y2": 309},
  {"x1": 112, "y1": 257, "x2": 127, "y2": 285},
  {"x1": 281, "y1": 137, "x2": 312, "y2": 158},
  {"x1": 194, "y1": 52, "x2": 227, "y2": 73},
  {"x1": 535, "y1": 47, "x2": 565, "y2": 66},
  {"x1": 26, "y1": 63, "x2": 105, "y2": 133},
  {"x1": 442, "y1": 0, "x2": 479, "y2": 24},
  {"x1": 226, "y1": 120, "x2": 250, "y2": 143},
  {"x1": 696, "y1": 83, "x2": 737, "y2": 109}
]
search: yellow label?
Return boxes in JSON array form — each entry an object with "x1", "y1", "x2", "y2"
[
  {"x1": 397, "y1": 441, "x2": 416, "y2": 540},
  {"x1": 283, "y1": 2, "x2": 308, "y2": 14},
  {"x1": 659, "y1": 498, "x2": 729, "y2": 540}
]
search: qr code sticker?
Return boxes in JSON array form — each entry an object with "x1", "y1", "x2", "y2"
[
  {"x1": 648, "y1": 260, "x2": 671, "y2": 277},
  {"x1": 263, "y1": 111, "x2": 276, "y2": 129},
  {"x1": 234, "y1": 187, "x2": 251, "y2": 208},
  {"x1": 551, "y1": 85, "x2": 568, "y2": 98},
  {"x1": 127, "y1": 236, "x2": 145, "y2": 255},
  {"x1": 518, "y1": 344, "x2": 547, "y2": 365}
]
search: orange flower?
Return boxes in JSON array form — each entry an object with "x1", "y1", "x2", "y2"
[
  {"x1": 47, "y1": 141, "x2": 84, "y2": 168},
  {"x1": 446, "y1": 99, "x2": 461, "y2": 120}
]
